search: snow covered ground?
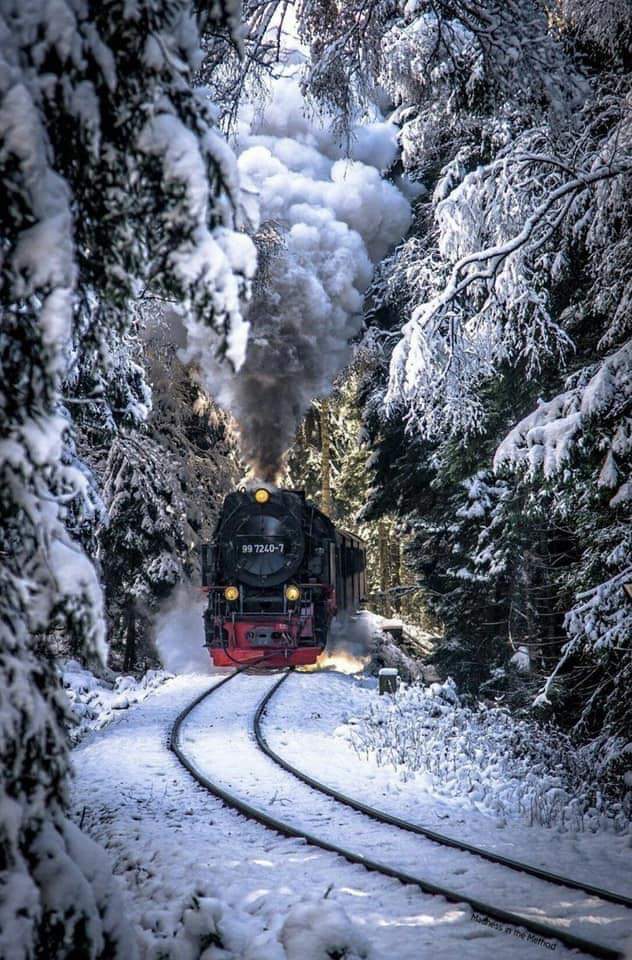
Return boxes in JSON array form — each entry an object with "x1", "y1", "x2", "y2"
[
  {"x1": 264, "y1": 672, "x2": 631, "y2": 897},
  {"x1": 71, "y1": 673, "x2": 465, "y2": 960},
  {"x1": 71, "y1": 668, "x2": 630, "y2": 958},
  {"x1": 61, "y1": 659, "x2": 173, "y2": 743},
  {"x1": 347, "y1": 677, "x2": 629, "y2": 833}
]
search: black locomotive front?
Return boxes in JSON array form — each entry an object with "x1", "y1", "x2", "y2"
[
  {"x1": 219, "y1": 490, "x2": 305, "y2": 586},
  {"x1": 201, "y1": 487, "x2": 338, "y2": 666}
]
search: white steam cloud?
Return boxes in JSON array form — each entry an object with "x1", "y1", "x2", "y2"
[
  {"x1": 154, "y1": 586, "x2": 213, "y2": 674},
  {"x1": 184, "y1": 72, "x2": 411, "y2": 479}
]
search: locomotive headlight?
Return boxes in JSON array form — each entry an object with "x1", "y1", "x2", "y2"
[
  {"x1": 285, "y1": 584, "x2": 301, "y2": 603},
  {"x1": 224, "y1": 585, "x2": 240, "y2": 602},
  {"x1": 254, "y1": 487, "x2": 270, "y2": 504}
]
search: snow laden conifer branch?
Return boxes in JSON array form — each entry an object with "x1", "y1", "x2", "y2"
[
  {"x1": 386, "y1": 142, "x2": 631, "y2": 438},
  {"x1": 199, "y1": 0, "x2": 296, "y2": 129},
  {"x1": 299, "y1": 0, "x2": 582, "y2": 133},
  {"x1": 495, "y1": 339, "x2": 632, "y2": 710},
  {"x1": 494, "y1": 340, "x2": 632, "y2": 496},
  {"x1": 1, "y1": 0, "x2": 254, "y2": 955}
]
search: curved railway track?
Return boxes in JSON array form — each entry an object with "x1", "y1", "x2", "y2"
[
  {"x1": 170, "y1": 667, "x2": 629, "y2": 960},
  {"x1": 256, "y1": 672, "x2": 632, "y2": 911}
]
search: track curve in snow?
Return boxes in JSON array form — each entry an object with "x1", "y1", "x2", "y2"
[{"x1": 171, "y1": 669, "x2": 629, "y2": 960}]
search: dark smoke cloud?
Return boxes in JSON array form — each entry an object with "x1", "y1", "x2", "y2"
[{"x1": 183, "y1": 73, "x2": 411, "y2": 478}]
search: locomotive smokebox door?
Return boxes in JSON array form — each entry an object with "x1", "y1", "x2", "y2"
[{"x1": 378, "y1": 667, "x2": 398, "y2": 695}]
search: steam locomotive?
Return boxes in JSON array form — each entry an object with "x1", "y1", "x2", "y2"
[{"x1": 201, "y1": 487, "x2": 366, "y2": 667}]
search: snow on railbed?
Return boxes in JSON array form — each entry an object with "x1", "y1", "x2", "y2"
[
  {"x1": 61, "y1": 659, "x2": 173, "y2": 743},
  {"x1": 263, "y1": 671, "x2": 631, "y2": 896},
  {"x1": 70, "y1": 674, "x2": 403, "y2": 959}
]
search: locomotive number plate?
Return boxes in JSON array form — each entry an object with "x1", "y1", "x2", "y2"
[{"x1": 241, "y1": 542, "x2": 285, "y2": 554}]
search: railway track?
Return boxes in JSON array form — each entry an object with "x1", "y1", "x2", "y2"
[
  {"x1": 257, "y1": 672, "x2": 632, "y2": 911},
  {"x1": 170, "y1": 668, "x2": 630, "y2": 960}
]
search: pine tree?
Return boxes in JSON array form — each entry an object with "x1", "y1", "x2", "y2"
[
  {"x1": 298, "y1": 0, "x2": 632, "y2": 759},
  {"x1": 98, "y1": 313, "x2": 242, "y2": 668},
  {"x1": 0, "y1": 1, "x2": 253, "y2": 954},
  {"x1": 98, "y1": 432, "x2": 190, "y2": 668},
  {"x1": 285, "y1": 367, "x2": 425, "y2": 621}
]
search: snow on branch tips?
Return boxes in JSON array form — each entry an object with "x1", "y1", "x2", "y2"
[
  {"x1": 495, "y1": 340, "x2": 632, "y2": 666},
  {"x1": 566, "y1": 565, "x2": 632, "y2": 653},
  {"x1": 493, "y1": 390, "x2": 583, "y2": 480},
  {"x1": 386, "y1": 138, "x2": 632, "y2": 438},
  {"x1": 494, "y1": 341, "x2": 632, "y2": 500},
  {"x1": 300, "y1": 0, "x2": 585, "y2": 134}
]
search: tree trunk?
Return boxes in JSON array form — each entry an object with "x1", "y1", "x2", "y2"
[
  {"x1": 391, "y1": 536, "x2": 401, "y2": 613},
  {"x1": 523, "y1": 546, "x2": 540, "y2": 668},
  {"x1": 124, "y1": 604, "x2": 137, "y2": 672},
  {"x1": 320, "y1": 399, "x2": 332, "y2": 516},
  {"x1": 378, "y1": 519, "x2": 391, "y2": 617}
]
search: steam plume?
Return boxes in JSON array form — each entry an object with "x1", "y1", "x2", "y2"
[{"x1": 185, "y1": 73, "x2": 411, "y2": 478}]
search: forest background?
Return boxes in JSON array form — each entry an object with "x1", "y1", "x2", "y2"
[{"x1": 1, "y1": 0, "x2": 630, "y2": 955}]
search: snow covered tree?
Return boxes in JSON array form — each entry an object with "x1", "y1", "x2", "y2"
[
  {"x1": 98, "y1": 432, "x2": 190, "y2": 669},
  {"x1": 0, "y1": 11, "x2": 133, "y2": 954},
  {"x1": 343, "y1": 0, "x2": 631, "y2": 760},
  {"x1": 495, "y1": 343, "x2": 632, "y2": 749},
  {"x1": 299, "y1": 0, "x2": 581, "y2": 134},
  {"x1": 284, "y1": 365, "x2": 424, "y2": 619},
  {"x1": 1, "y1": 0, "x2": 254, "y2": 954},
  {"x1": 199, "y1": 0, "x2": 293, "y2": 128},
  {"x1": 98, "y1": 310, "x2": 242, "y2": 669},
  {"x1": 142, "y1": 307, "x2": 243, "y2": 552}
]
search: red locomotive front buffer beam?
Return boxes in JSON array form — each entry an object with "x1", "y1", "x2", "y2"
[{"x1": 206, "y1": 585, "x2": 334, "y2": 668}]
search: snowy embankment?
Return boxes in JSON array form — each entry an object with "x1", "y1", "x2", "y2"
[
  {"x1": 351, "y1": 680, "x2": 631, "y2": 835},
  {"x1": 61, "y1": 586, "x2": 210, "y2": 744},
  {"x1": 264, "y1": 672, "x2": 631, "y2": 897},
  {"x1": 61, "y1": 659, "x2": 173, "y2": 743}
]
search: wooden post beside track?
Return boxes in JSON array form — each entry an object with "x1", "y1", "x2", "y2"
[{"x1": 378, "y1": 667, "x2": 398, "y2": 695}]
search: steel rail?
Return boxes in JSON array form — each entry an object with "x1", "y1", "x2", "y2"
[
  {"x1": 170, "y1": 669, "x2": 624, "y2": 960},
  {"x1": 255, "y1": 671, "x2": 632, "y2": 910}
]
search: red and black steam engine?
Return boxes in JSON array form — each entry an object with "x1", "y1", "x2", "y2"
[{"x1": 202, "y1": 487, "x2": 366, "y2": 667}]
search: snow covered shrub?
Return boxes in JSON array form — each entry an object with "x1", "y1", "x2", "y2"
[
  {"x1": 280, "y1": 900, "x2": 371, "y2": 960},
  {"x1": 365, "y1": 621, "x2": 422, "y2": 683},
  {"x1": 61, "y1": 660, "x2": 172, "y2": 744},
  {"x1": 133, "y1": 886, "x2": 237, "y2": 960},
  {"x1": 174, "y1": 892, "x2": 227, "y2": 959},
  {"x1": 350, "y1": 682, "x2": 631, "y2": 832}
]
